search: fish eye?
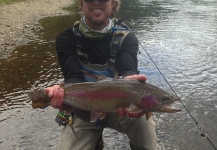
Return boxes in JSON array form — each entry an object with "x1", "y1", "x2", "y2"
[{"x1": 160, "y1": 95, "x2": 170, "y2": 103}]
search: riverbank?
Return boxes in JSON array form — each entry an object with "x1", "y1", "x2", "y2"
[{"x1": 0, "y1": 0, "x2": 73, "y2": 59}]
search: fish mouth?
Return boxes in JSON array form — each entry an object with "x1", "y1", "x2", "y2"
[
  {"x1": 160, "y1": 95, "x2": 179, "y2": 105},
  {"x1": 158, "y1": 95, "x2": 181, "y2": 113},
  {"x1": 158, "y1": 105, "x2": 181, "y2": 113}
]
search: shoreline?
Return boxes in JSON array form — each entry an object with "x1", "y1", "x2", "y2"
[{"x1": 0, "y1": 0, "x2": 73, "y2": 59}]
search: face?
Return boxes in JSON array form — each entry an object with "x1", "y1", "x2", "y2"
[{"x1": 81, "y1": 0, "x2": 114, "y2": 30}]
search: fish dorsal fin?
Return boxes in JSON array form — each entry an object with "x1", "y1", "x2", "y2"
[
  {"x1": 81, "y1": 70, "x2": 116, "y2": 82},
  {"x1": 81, "y1": 70, "x2": 110, "y2": 81},
  {"x1": 96, "y1": 78, "x2": 114, "y2": 82}
]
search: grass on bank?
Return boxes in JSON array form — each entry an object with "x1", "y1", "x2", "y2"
[{"x1": 0, "y1": 0, "x2": 26, "y2": 5}]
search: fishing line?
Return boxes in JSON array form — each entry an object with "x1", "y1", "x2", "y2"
[{"x1": 138, "y1": 40, "x2": 217, "y2": 150}]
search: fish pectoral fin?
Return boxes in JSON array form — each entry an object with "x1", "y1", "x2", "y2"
[
  {"x1": 145, "y1": 112, "x2": 153, "y2": 120},
  {"x1": 126, "y1": 103, "x2": 144, "y2": 114},
  {"x1": 90, "y1": 110, "x2": 106, "y2": 123},
  {"x1": 127, "y1": 104, "x2": 153, "y2": 120}
]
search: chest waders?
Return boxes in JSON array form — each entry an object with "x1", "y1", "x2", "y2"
[{"x1": 55, "y1": 19, "x2": 130, "y2": 126}]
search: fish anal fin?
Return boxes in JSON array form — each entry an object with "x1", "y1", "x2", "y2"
[{"x1": 90, "y1": 110, "x2": 106, "y2": 123}]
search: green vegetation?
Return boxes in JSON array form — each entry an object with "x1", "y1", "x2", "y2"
[{"x1": 0, "y1": 0, "x2": 25, "y2": 5}]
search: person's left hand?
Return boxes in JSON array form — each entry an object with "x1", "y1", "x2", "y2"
[{"x1": 118, "y1": 74, "x2": 147, "y2": 118}]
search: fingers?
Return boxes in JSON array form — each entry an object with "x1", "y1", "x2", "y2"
[
  {"x1": 125, "y1": 74, "x2": 147, "y2": 82},
  {"x1": 56, "y1": 88, "x2": 64, "y2": 108},
  {"x1": 50, "y1": 89, "x2": 58, "y2": 108},
  {"x1": 50, "y1": 88, "x2": 64, "y2": 109},
  {"x1": 44, "y1": 87, "x2": 52, "y2": 97},
  {"x1": 45, "y1": 85, "x2": 63, "y2": 109},
  {"x1": 44, "y1": 85, "x2": 60, "y2": 97}
]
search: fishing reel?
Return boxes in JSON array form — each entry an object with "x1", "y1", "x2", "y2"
[{"x1": 55, "y1": 111, "x2": 72, "y2": 126}]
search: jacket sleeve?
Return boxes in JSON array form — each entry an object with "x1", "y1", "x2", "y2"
[
  {"x1": 116, "y1": 32, "x2": 139, "y2": 77},
  {"x1": 55, "y1": 28, "x2": 84, "y2": 83}
]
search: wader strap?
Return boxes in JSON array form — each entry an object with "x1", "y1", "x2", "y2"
[
  {"x1": 73, "y1": 21, "x2": 90, "y2": 60},
  {"x1": 109, "y1": 30, "x2": 130, "y2": 64},
  {"x1": 73, "y1": 19, "x2": 130, "y2": 66}
]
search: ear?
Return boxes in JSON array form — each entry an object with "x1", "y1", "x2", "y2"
[
  {"x1": 79, "y1": 0, "x2": 83, "y2": 8},
  {"x1": 112, "y1": 0, "x2": 118, "y2": 9},
  {"x1": 110, "y1": 0, "x2": 118, "y2": 18}
]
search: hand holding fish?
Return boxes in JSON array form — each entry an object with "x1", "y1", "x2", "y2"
[
  {"x1": 118, "y1": 74, "x2": 147, "y2": 118},
  {"x1": 44, "y1": 85, "x2": 64, "y2": 110}
]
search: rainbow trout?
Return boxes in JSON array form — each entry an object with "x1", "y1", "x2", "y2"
[{"x1": 29, "y1": 79, "x2": 181, "y2": 122}]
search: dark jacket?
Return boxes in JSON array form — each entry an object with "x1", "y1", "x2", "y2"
[
  {"x1": 56, "y1": 27, "x2": 139, "y2": 84},
  {"x1": 55, "y1": 26, "x2": 139, "y2": 121}
]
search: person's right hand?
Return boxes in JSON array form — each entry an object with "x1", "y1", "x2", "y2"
[
  {"x1": 118, "y1": 74, "x2": 147, "y2": 118},
  {"x1": 44, "y1": 85, "x2": 64, "y2": 109}
]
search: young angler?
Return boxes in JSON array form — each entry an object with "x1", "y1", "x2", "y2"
[{"x1": 45, "y1": 0, "x2": 157, "y2": 149}]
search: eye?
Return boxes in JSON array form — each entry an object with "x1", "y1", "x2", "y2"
[{"x1": 160, "y1": 95, "x2": 170, "y2": 103}]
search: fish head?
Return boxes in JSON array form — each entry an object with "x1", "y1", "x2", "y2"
[
  {"x1": 139, "y1": 95, "x2": 160, "y2": 111},
  {"x1": 140, "y1": 94, "x2": 181, "y2": 113},
  {"x1": 159, "y1": 94, "x2": 179, "y2": 105}
]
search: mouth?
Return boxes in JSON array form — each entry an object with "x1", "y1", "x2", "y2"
[
  {"x1": 93, "y1": 9, "x2": 102, "y2": 12},
  {"x1": 92, "y1": 8, "x2": 103, "y2": 14}
]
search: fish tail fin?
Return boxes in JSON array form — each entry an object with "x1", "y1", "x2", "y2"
[{"x1": 28, "y1": 91, "x2": 51, "y2": 109}]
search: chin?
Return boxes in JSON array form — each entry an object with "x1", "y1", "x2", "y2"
[{"x1": 92, "y1": 19, "x2": 106, "y2": 26}]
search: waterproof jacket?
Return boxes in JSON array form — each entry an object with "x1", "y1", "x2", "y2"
[{"x1": 55, "y1": 22, "x2": 139, "y2": 120}]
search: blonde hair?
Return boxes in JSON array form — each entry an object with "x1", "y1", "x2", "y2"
[
  {"x1": 79, "y1": 0, "x2": 121, "y2": 18},
  {"x1": 111, "y1": 0, "x2": 121, "y2": 17}
]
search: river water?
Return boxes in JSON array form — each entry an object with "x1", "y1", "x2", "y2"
[{"x1": 0, "y1": 0, "x2": 216, "y2": 149}]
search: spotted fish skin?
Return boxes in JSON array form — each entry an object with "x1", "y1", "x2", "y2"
[
  {"x1": 61, "y1": 79, "x2": 180, "y2": 113},
  {"x1": 29, "y1": 79, "x2": 181, "y2": 121}
]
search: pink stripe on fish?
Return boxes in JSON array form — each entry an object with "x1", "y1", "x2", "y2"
[{"x1": 65, "y1": 91, "x2": 135, "y2": 100}]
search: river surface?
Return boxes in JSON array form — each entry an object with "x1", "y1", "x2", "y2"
[{"x1": 0, "y1": 0, "x2": 216, "y2": 149}]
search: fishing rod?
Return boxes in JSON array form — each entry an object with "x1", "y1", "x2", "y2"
[{"x1": 138, "y1": 40, "x2": 217, "y2": 150}]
